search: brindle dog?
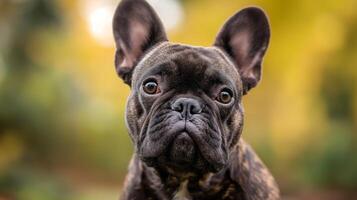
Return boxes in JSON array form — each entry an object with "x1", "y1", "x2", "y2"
[{"x1": 112, "y1": 0, "x2": 280, "y2": 199}]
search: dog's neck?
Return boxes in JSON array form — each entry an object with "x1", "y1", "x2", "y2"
[{"x1": 140, "y1": 155, "x2": 243, "y2": 199}]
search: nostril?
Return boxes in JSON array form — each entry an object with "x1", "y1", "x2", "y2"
[
  {"x1": 171, "y1": 102, "x2": 183, "y2": 112},
  {"x1": 189, "y1": 104, "x2": 202, "y2": 114}
]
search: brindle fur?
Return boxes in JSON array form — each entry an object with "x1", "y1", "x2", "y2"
[
  {"x1": 112, "y1": 0, "x2": 280, "y2": 199},
  {"x1": 121, "y1": 139, "x2": 279, "y2": 200}
]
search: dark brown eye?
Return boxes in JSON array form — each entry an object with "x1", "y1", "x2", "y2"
[
  {"x1": 217, "y1": 89, "x2": 233, "y2": 104},
  {"x1": 143, "y1": 81, "x2": 159, "y2": 94}
]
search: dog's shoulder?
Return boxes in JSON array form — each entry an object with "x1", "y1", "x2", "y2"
[
  {"x1": 121, "y1": 155, "x2": 168, "y2": 200},
  {"x1": 229, "y1": 139, "x2": 281, "y2": 200},
  {"x1": 120, "y1": 155, "x2": 146, "y2": 199}
]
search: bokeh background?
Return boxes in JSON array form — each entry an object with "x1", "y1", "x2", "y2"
[{"x1": 1, "y1": 0, "x2": 356, "y2": 199}]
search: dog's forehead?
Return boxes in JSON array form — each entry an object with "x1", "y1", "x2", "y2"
[{"x1": 132, "y1": 42, "x2": 242, "y2": 88}]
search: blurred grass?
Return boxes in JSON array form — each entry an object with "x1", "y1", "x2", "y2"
[{"x1": 0, "y1": 0, "x2": 357, "y2": 199}]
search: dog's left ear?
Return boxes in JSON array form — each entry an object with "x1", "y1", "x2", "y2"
[
  {"x1": 113, "y1": 0, "x2": 168, "y2": 85},
  {"x1": 214, "y1": 7, "x2": 270, "y2": 94}
]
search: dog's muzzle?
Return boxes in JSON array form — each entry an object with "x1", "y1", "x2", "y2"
[
  {"x1": 140, "y1": 97, "x2": 227, "y2": 172},
  {"x1": 168, "y1": 98, "x2": 202, "y2": 164}
]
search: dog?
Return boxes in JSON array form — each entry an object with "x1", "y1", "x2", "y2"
[{"x1": 112, "y1": 0, "x2": 280, "y2": 199}]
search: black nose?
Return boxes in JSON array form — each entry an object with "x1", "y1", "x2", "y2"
[{"x1": 171, "y1": 98, "x2": 202, "y2": 119}]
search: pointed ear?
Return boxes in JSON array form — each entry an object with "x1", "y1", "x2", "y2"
[
  {"x1": 112, "y1": 0, "x2": 168, "y2": 85},
  {"x1": 214, "y1": 7, "x2": 270, "y2": 94}
]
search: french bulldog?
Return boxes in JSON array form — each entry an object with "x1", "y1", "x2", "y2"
[{"x1": 112, "y1": 0, "x2": 280, "y2": 199}]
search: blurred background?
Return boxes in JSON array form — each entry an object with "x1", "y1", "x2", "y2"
[{"x1": 0, "y1": 0, "x2": 356, "y2": 199}]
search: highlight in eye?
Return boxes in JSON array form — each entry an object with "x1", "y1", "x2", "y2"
[
  {"x1": 217, "y1": 88, "x2": 233, "y2": 104},
  {"x1": 143, "y1": 80, "x2": 161, "y2": 94}
]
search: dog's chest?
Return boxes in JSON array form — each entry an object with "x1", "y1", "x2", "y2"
[
  {"x1": 173, "y1": 180, "x2": 191, "y2": 200},
  {"x1": 170, "y1": 179, "x2": 245, "y2": 200}
]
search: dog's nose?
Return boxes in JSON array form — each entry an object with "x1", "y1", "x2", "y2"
[{"x1": 171, "y1": 98, "x2": 202, "y2": 118}]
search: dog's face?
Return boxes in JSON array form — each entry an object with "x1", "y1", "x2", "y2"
[
  {"x1": 113, "y1": 0, "x2": 270, "y2": 174},
  {"x1": 127, "y1": 44, "x2": 244, "y2": 173}
]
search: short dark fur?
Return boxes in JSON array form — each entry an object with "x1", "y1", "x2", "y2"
[{"x1": 112, "y1": 0, "x2": 280, "y2": 199}]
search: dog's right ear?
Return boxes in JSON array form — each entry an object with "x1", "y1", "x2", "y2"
[{"x1": 113, "y1": 0, "x2": 168, "y2": 85}]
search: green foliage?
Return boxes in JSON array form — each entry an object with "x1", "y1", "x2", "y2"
[{"x1": 0, "y1": 167, "x2": 73, "y2": 200}]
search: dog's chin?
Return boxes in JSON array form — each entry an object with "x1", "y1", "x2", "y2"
[
  {"x1": 168, "y1": 132, "x2": 196, "y2": 166},
  {"x1": 141, "y1": 131, "x2": 225, "y2": 174}
]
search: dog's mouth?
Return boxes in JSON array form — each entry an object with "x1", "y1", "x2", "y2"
[{"x1": 139, "y1": 114, "x2": 228, "y2": 173}]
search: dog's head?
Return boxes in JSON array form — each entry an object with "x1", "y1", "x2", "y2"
[{"x1": 113, "y1": 0, "x2": 270, "y2": 174}]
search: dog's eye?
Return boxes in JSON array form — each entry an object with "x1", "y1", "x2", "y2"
[
  {"x1": 217, "y1": 89, "x2": 233, "y2": 104},
  {"x1": 143, "y1": 81, "x2": 160, "y2": 94}
]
